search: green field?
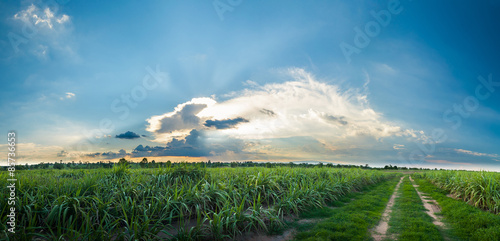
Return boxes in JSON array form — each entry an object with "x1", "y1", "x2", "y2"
[{"x1": 1, "y1": 164, "x2": 500, "y2": 240}]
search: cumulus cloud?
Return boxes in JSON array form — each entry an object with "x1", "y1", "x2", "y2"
[
  {"x1": 204, "y1": 117, "x2": 249, "y2": 129},
  {"x1": 146, "y1": 98, "x2": 215, "y2": 142},
  {"x1": 198, "y1": 68, "x2": 422, "y2": 141},
  {"x1": 10, "y1": 3, "x2": 77, "y2": 60},
  {"x1": 115, "y1": 131, "x2": 141, "y2": 139},
  {"x1": 14, "y1": 4, "x2": 69, "y2": 29},
  {"x1": 144, "y1": 68, "x2": 428, "y2": 161}
]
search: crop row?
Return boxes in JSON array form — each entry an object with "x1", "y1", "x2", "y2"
[
  {"x1": 0, "y1": 165, "x2": 393, "y2": 240},
  {"x1": 422, "y1": 170, "x2": 500, "y2": 214}
]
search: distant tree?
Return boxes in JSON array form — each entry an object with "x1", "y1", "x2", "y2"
[
  {"x1": 150, "y1": 160, "x2": 156, "y2": 168},
  {"x1": 166, "y1": 160, "x2": 172, "y2": 168},
  {"x1": 53, "y1": 162, "x2": 64, "y2": 169},
  {"x1": 230, "y1": 162, "x2": 237, "y2": 168},
  {"x1": 140, "y1": 158, "x2": 148, "y2": 168},
  {"x1": 199, "y1": 162, "x2": 206, "y2": 168},
  {"x1": 118, "y1": 158, "x2": 128, "y2": 166}
]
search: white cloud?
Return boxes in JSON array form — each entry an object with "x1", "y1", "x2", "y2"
[
  {"x1": 393, "y1": 144, "x2": 405, "y2": 150},
  {"x1": 146, "y1": 68, "x2": 427, "y2": 152},
  {"x1": 65, "y1": 92, "x2": 75, "y2": 99},
  {"x1": 454, "y1": 148, "x2": 499, "y2": 158},
  {"x1": 10, "y1": 3, "x2": 76, "y2": 60},
  {"x1": 14, "y1": 4, "x2": 69, "y2": 29},
  {"x1": 31, "y1": 44, "x2": 49, "y2": 60},
  {"x1": 59, "y1": 92, "x2": 75, "y2": 100},
  {"x1": 374, "y1": 63, "x2": 396, "y2": 74},
  {"x1": 197, "y1": 68, "x2": 422, "y2": 141},
  {"x1": 146, "y1": 98, "x2": 216, "y2": 142}
]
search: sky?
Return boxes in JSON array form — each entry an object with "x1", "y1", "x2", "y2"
[{"x1": 1, "y1": 0, "x2": 499, "y2": 171}]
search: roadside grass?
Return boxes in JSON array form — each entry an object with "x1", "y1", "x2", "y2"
[
  {"x1": 413, "y1": 175, "x2": 500, "y2": 241},
  {"x1": 292, "y1": 176, "x2": 401, "y2": 241},
  {"x1": 420, "y1": 170, "x2": 500, "y2": 214},
  {"x1": 386, "y1": 177, "x2": 443, "y2": 241}
]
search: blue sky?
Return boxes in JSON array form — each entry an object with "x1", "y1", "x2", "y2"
[{"x1": 1, "y1": 0, "x2": 499, "y2": 170}]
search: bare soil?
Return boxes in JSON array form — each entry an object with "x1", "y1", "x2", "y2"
[
  {"x1": 371, "y1": 176, "x2": 405, "y2": 241},
  {"x1": 409, "y1": 176, "x2": 446, "y2": 228}
]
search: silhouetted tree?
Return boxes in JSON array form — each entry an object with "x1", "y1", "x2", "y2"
[
  {"x1": 118, "y1": 158, "x2": 128, "y2": 165},
  {"x1": 140, "y1": 158, "x2": 148, "y2": 168}
]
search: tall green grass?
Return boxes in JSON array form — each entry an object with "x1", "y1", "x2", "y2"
[
  {"x1": 422, "y1": 170, "x2": 500, "y2": 214},
  {"x1": 413, "y1": 175, "x2": 500, "y2": 241},
  {"x1": 293, "y1": 176, "x2": 401, "y2": 241},
  {"x1": 0, "y1": 166, "x2": 392, "y2": 240}
]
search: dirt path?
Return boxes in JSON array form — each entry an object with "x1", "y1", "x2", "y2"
[
  {"x1": 371, "y1": 176, "x2": 405, "y2": 241},
  {"x1": 408, "y1": 176, "x2": 446, "y2": 228}
]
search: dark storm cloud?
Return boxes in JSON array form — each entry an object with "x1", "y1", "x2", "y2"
[
  {"x1": 204, "y1": 117, "x2": 249, "y2": 129},
  {"x1": 85, "y1": 149, "x2": 128, "y2": 159},
  {"x1": 115, "y1": 131, "x2": 141, "y2": 139},
  {"x1": 131, "y1": 129, "x2": 208, "y2": 157},
  {"x1": 157, "y1": 103, "x2": 207, "y2": 133},
  {"x1": 131, "y1": 129, "x2": 245, "y2": 157}
]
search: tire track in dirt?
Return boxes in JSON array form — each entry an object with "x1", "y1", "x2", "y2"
[
  {"x1": 408, "y1": 176, "x2": 446, "y2": 228},
  {"x1": 371, "y1": 176, "x2": 405, "y2": 241}
]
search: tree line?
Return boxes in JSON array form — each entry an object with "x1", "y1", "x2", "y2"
[{"x1": 1, "y1": 158, "x2": 436, "y2": 171}]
